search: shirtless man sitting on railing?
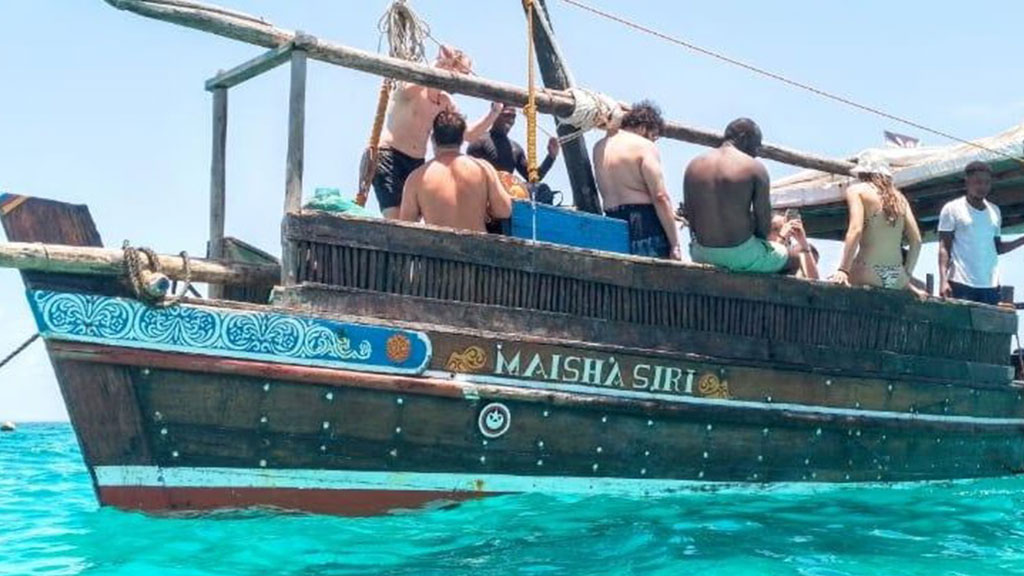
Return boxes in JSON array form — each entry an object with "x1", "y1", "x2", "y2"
[
  {"x1": 684, "y1": 118, "x2": 802, "y2": 274},
  {"x1": 373, "y1": 46, "x2": 502, "y2": 219},
  {"x1": 593, "y1": 101, "x2": 682, "y2": 260},
  {"x1": 399, "y1": 110, "x2": 512, "y2": 232}
]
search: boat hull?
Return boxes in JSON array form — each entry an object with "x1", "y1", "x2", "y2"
[
  {"x1": 5, "y1": 196, "x2": 1023, "y2": 516},
  {"x1": 45, "y1": 329, "x2": 1024, "y2": 516}
]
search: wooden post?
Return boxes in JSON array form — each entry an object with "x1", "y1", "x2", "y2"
[
  {"x1": 281, "y1": 39, "x2": 308, "y2": 286},
  {"x1": 284, "y1": 47, "x2": 307, "y2": 214},
  {"x1": 208, "y1": 85, "x2": 228, "y2": 298},
  {"x1": 526, "y1": 0, "x2": 602, "y2": 214}
]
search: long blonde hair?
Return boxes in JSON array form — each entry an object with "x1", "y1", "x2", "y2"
[{"x1": 867, "y1": 174, "x2": 905, "y2": 226}]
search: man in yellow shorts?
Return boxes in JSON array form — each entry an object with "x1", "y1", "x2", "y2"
[{"x1": 683, "y1": 118, "x2": 801, "y2": 274}]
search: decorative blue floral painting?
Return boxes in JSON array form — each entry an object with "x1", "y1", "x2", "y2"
[{"x1": 27, "y1": 290, "x2": 431, "y2": 374}]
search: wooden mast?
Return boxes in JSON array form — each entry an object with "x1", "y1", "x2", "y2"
[
  {"x1": 103, "y1": 0, "x2": 855, "y2": 176},
  {"x1": 524, "y1": 0, "x2": 601, "y2": 214}
]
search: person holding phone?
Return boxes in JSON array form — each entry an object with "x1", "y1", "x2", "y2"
[{"x1": 769, "y1": 209, "x2": 819, "y2": 279}]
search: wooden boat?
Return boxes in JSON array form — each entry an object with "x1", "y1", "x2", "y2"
[{"x1": 2, "y1": 1, "x2": 1022, "y2": 516}]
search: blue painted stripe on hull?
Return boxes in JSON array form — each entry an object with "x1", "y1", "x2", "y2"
[
  {"x1": 93, "y1": 466, "x2": 993, "y2": 496},
  {"x1": 28, "y1": 290, "x2": 432, "y2": 375}
]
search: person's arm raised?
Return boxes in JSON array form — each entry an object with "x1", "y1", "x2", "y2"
[
  {"x1": 537, "y1": 137, "x2": 559, "y2": 181},
  {"x1": 463, "y1": 101, "x2": 504, "y2": 144},
  {"x1": 830, "y1": 185, "x2": 864, "y2": 285},
  {"x1": 639, "y1": 143, "x2": 682, "y2": 259}
]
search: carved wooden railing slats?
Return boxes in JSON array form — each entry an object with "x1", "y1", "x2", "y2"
[{"x1": 283, "y1": 214, "x2": 1015, "y2": 368}]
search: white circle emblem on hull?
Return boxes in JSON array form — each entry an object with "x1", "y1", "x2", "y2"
[{"x1": 478, "y1": 403, "x2": 512, "y2": 438}]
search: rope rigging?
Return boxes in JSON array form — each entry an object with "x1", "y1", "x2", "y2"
[
  {"x1": 557, "y1": 0, "x2": 1024, "y2": 167},
  {"x1": 122, "y1": 241, "x2": 193, "y2": 307},
  {"x1": 0, "y1": 334, "x2": 40, "y2": 373}
]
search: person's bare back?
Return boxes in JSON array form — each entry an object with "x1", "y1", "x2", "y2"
[
  {"x1": 685, "y1": 118, "x2": 796, "y2": 275},
  {"x1": 594, "y1": 130, "x2": 660, "y2": 210},
  {"x1": 401, "y1": 155, "x2": 510, "y2": 232},
  {"x1": 399, "y1": 109, "x2": 511, "y2": 232},
  {"x1": 591, "y1": 102, "x2": 681, "y2": 259},
  {"x1": 684, "y1": 145, "x2": 770, "y2": 248}
]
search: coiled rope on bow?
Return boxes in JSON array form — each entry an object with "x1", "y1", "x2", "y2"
[
  {"x1": 357, "y1": 0, "x2": 440, "y2": 207},
  {"x1": 122, "y1": 241, "x2": 192, "y2": 307}
]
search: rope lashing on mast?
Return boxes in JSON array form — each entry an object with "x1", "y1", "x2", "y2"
[
  {"x1": 555, "y1": 88, "x2": 623, "y2": 144},
  {"x1": 356, "y1": 0, "x2": 438, "y2": 207},
  {"x1": 122, "y1": 241, "x2": 193, "y2": 307}
]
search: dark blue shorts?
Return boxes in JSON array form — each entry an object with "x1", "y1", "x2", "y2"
[
  {"x1": 605, "y1": 204, "x2": 671, "y2": 259},
  {"x1": 950, "y1": 281, "x2": 1001, "y2": 305},
  {"x1": 372, "y1": 147, "x2": 425, "y2": 210}
]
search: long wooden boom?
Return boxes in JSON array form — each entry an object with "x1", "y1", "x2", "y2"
[
  {"x1": 104, "y1": 0, "x2": 855, "y2": 175},
  {"x1": 0, "y1": 241, "x2": 279, "y2": 285}
]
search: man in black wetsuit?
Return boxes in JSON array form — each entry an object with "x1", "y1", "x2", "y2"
[{"x1": 467, "y1": 105, "x2": 560, "y2": 182}]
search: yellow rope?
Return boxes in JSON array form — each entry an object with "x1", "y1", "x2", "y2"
[{"x1": 523, "y1": 0, "x2": 539, "y2": 184}]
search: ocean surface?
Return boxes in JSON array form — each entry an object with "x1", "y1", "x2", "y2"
[{"x1": 4, "y1": 424, "x2": 1024, "y2": 575}]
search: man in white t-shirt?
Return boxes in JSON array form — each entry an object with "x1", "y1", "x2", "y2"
[{"x1": 937, "y1": 161, "x2": 1024, "y2": 304}]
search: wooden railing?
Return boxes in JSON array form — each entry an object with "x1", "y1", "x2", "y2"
[{"x1": 283, "y1": 213, "x2": 1016, "y2": 371}]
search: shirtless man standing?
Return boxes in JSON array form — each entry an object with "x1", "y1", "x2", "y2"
[
  {"x1": 373, "y1": 46, "x2": 502, "y2": 219},
  {"x1": 593, "y1": 101, "x2": 681, "y2": 259},
  {"x1": 400, "y1": 110, "x2": 512, "y2": 232},
  {"x1": 684, "y1": 118, "x2": 799, "y2": 274}
]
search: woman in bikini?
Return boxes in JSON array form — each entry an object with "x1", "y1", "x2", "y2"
[{"x1": 831, "y1": 151, "x2": 925, "y2": 297}]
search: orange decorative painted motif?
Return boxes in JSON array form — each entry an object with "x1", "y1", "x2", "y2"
[{"x1": 386, "y1": 334, "x2": 412, "y2": 364}]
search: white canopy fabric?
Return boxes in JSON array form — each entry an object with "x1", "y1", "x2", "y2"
[{"x1": 772, "y1": 123, "x2": 1024, "y2": 209}]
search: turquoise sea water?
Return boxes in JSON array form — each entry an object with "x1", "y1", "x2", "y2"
[{"x1": 4, "y1": 424, "x2": 1024, "y2": 575}]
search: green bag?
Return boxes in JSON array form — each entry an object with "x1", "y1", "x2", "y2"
[{"x1": 304, "y1": 188, "x2": 372, "y2": 216}]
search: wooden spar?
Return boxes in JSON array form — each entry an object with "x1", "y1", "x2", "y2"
[
  {"x1": 205, "y1": 42, "x2": 293, "y2": 90},
  {"x1": 0, "y1": 241, "x2": 280, "y2": 286},
  {"x1": 208, "y1": 85, "x2": 228, "y2": 298},
  {"x1": 103, "y1": 0, "x2": 856, "y2": 175},
  {"x1": 527, "y1": 0, "x2": 602, "y2": 214}
]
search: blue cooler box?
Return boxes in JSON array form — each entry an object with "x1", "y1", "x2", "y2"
[{"x1": 508, "y1": 200, "x2": 630, "y2": 255}]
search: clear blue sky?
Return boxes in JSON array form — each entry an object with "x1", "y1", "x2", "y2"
[{"x1": 3, "y1": 0, "x2": 1024, "y2": 421}]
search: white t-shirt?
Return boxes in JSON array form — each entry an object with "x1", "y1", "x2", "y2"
[{"x1": 937, "y1": 196, "x2": 1001, "y2": 288}]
